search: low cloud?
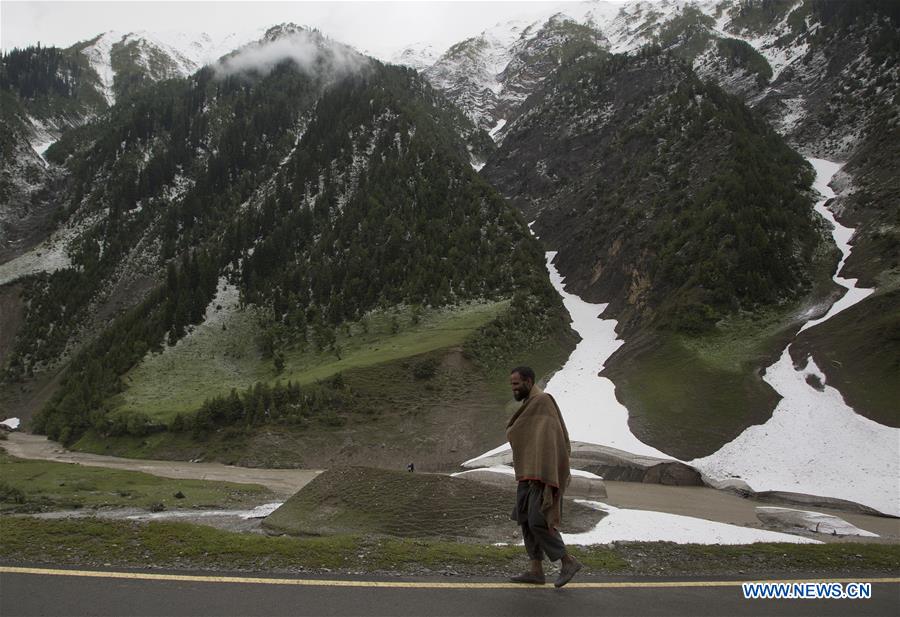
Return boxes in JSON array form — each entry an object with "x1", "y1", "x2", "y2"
[{"x1": 214, "y1": 29, "x2": 369, "y2": 79}]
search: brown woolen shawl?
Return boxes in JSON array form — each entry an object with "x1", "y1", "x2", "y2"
[{"x1": 506, "y1": 385, "x2": 571, "y2": 528}]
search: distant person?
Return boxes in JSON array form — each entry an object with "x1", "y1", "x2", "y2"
[
  {"x1": 506, "y1": 366, "x2": 582, "y2": 588},
  {"x1": 407, "y1": 462, "x2": 415, "y2": 473}
]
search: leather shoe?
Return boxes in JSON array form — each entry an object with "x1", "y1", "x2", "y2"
[
  {"x1": 510, "y1": 572, "x2": 546, "y2": 585},
  {"x1": 554, "y1": 558, "x2": 583, "y2": 588}
]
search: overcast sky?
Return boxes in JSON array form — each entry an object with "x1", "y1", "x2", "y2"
[{"x1": 1, "y1": 1, "x2": 579, "y2": 57}]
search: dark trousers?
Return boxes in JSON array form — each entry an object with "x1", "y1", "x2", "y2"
[{"x1": 512, "y1": 480, "x2": 567, "y2": 562}]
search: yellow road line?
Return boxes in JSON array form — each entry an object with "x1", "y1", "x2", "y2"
[{"x1": 2, "y1": 567, "x2": 899, "y2": 590}]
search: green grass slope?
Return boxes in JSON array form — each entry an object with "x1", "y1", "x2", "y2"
[
  {"x1": 3, "y1": 517, "x2": 898, "y2": 577},
  {"x1": 603, "y1": 305, "x2": 817, "y2": 460},
  {"x1": 71, "y1": 300, "x2": 576, "y2": 471},
  {"x1": 113, "y1": 301, "x2": 508, "y2": 423},
  {"x1": 791, "y1": 288, "x2": 900, "y2": 428}
]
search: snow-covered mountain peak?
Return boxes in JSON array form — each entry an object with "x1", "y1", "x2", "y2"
[
  {"x1": 388, "y1": 42, "x2": 443, "y2": 71},
  {"x1": 262, "y1": 23, "x2": 316, "y2": 42},
  {"x1": 75, "y1": 28, "x2": 264, "y2": 105},
  {"x1": 77, "y1": 31, "x2": 123, "y2": 105},
  {"x1": 215, "y1": 24, "x2": 369, "y2": 80}
]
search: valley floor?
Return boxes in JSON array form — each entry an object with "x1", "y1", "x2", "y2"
[{"x1": 3, "y1": 432, "x2": 897, "y2": 544}]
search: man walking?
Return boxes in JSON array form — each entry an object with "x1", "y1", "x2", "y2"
[{"x1": 506, "y1": 366, "x2": 583, "y2": 588}]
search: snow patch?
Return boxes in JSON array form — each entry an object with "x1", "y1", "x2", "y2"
[
  {"x1": 26, "y1": 116, "x2": 61, "y2": 165},
  {"x1": 712, "y1": 0, "x2": 809, "y2": 81},
  {"x1": 692, "y1": 157, "x2": 896, "y2": 517},
  {"x1": 542, "y1": 252, "x2": 672, "y2": 457},
  {"x1": 691, "y1": 348, "x2": 900, "y2": 517},
  {"x1": 800, "y1": 158, "x2": 875, "y2": 332},
  {"x1": 81, "y1": 31, "x2": 120, "y2": 105},
  {"x1": 452, "y1": 464, "x2": 602, "y2": 481},
  {"x1": 79, "y1": 29, "x2": 265, "y2": 106},
  {"x1": 1, "y1": 418, "x2": 21, "y2": 430},
  {"x1": 466, "y1": 250, "x2": 674, "y2": 466},
  {"x1": 453, "y1": 464, "x2": 515, "y2": 478},
  {"x1": 488, "y1": 118, "x2": 507, "y2": 142},
  {"x1": 565, "y1": 501, "x2": 820, "y2": 545},
  {"x1": 388, "y1": 42, "x2": 443, "y2": 70}
]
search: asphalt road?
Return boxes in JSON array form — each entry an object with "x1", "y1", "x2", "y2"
[{"x1": 2, "y1": 566, "x2": 897, "y2": 617}]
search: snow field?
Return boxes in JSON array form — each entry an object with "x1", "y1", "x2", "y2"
[
  {"x1": 692, "y1": 347, "x2": 900, "y2": 517},
  {"x1": 692, "y1": 158, "x2": 898, "y2": 517},
  {"x1": 541, "y1": 252, "x2": 673, "y2": 458}
]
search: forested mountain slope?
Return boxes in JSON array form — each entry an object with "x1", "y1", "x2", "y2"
[
  {"x1": 408, "y1": 0, "x2": 898, "y2": 456},
  {"x1": 0, "y1": 45, "x2": 107, "y2": 260},
  {"x1": 481, "y1": 45, "x2": 838, "y2": 457},
  {"x1": 408, "y1": 0, "x2": 899, "y2": 292},
  {"x1": 2, "y1": 3, "x2": 897, "y2": 465},
  {"x1": 0, "y1": 29, "x2": 568, "y2": 463}
]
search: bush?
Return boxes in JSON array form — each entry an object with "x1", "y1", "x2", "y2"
[
  {"x1": 0, "y1": 480, "x2": 26, "y2": 504},
  {"x1": 412, "y1": 358, "x2": 438, "y2": 380}
]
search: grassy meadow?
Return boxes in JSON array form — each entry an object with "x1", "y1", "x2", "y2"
[
  {"x1": 112, "y1": 300, "x2": 509, "y2": 423},
  {"x1": 70, "y1": 294, "x2": 576, "y2": 469},
  {"x1": 0, "y1": 450, "x2": 273, "y2": 512},
  {"x1": 604, "y1": 306, "x2": 802, "y2": 460}
]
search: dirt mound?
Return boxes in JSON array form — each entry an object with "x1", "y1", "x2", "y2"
[{"x1": 263, "y1": 466, "x2": 602, "y2": 541}]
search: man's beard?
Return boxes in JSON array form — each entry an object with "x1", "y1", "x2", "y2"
[{"x1": 513, "y1": 388, "x2": 530, "y2": 401}]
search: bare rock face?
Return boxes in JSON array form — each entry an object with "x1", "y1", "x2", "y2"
[
  {"x1": 642, "y1": 462, "x2": 704, "y2": 486},
  {"x1": 570, "y1": 442, "x2": 704, "y2": 487},
  {"x1": 569, "y1": 471, "x2": 608, "y2": 500},
  {"x1": 756, "y1": 507, "x2": 879, "y2": 537}
]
